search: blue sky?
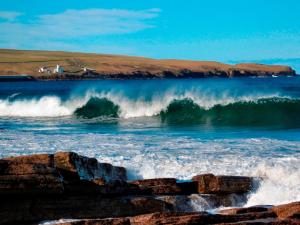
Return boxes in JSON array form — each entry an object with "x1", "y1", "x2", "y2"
[{"x1": 0, "y1": 0, "x2": 300, "y2": 63}]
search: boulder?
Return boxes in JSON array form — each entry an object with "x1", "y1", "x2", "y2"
[
  {"x1": 54, "y1": 152, "x2": 127, "y2": 182},
  {"x1": 192, "y1": 174, "x2": 252, "y2": 194}
]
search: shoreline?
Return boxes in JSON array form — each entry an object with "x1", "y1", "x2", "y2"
[
  {"x1": 0, "y1": 73, "x2": 298, "y2": 82},
  {"x1": 0, "y1": 49, "x2": 297, "y2": 81},
  {"x1": 0, "y1": 151, "x2": 299, "y2": 225}
]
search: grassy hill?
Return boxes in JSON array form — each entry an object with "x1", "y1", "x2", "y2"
[{"x1": 0, "y1": 49, "x2": 296, "y2": 79}]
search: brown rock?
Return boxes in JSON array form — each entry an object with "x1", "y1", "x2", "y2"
[
  {"x1": 129, "y1": 178, "x2": 181, "y2": 195},
  {"x1": 1, "y1": 153, "x2": 54, "y2": 166},
  {"x1": 0, "y1": 196, "x2": 171, "y2": 224},
  {"x1": 63, "y1": 180, "x2": 138, "y2": 195},
  {"x1": 130, "y1": 212, "x2": 209, "y2": 225},
  {"x1": 219, "y1": 206, "x2": 270, "y2": 215},
  {"x1": 54, "y1": 152, "x2": 127, "y2": 182},
  {"x1": 0, "y1": 160, "x2": 56, "y2": 175},
  {"x1": 177, "y1": 181, "x2": 198, "y2": 194},
  {"x1": 158, "y1": 193, "x2": 249, "y2": 212},
  {"x1": 192, "y1": 174, "x2": 252, "y2": 194},
  {"x1": 215, "y1": 218, "x2": 300, "y2": 225},
  {"x1": 130, "y1": 210, "x2": 279, "y2": 225},
  {"x1": 0, "y1": 173, "x2": 64, "y2": 195},
  {"x1": 271, "y1": 201, "x2": 300, "y2": 219},
  {"x1": 56, "y1": 218, "x2": 131, "y2": 225}
]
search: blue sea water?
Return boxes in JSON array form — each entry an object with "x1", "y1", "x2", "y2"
[{"x1": 0, "y1": 77, "x2": 299, "y2": 207}]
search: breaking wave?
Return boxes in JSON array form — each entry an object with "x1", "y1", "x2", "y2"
[{"x1": 1, "y1": 93, "x2": 300, "y2": 127}]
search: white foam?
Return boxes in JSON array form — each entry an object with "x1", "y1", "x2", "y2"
[
  {"x1": 246, "y1": 159, "x2": 300, "y2": 206},
  {"x1": 0, "y1": 131, "x2": 299, "y2": 207},
  {"x1": 0, "y1": 89, "x2": 283, "y2": 118}
]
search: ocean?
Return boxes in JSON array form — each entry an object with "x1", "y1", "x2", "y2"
[{"x1": 0, "y1": 77, "x2": 299, "y2": 208}]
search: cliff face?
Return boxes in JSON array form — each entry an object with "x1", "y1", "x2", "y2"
[{"x1": 0, "y1": 49, "x2": 296, "y2": 80}]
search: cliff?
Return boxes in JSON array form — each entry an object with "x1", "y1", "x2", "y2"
[{"x1": 0, "y1": 49, "x2": 296, "y2": 80}]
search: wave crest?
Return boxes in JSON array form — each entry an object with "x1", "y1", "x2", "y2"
[{"x1": 1, "y1": 93, "x2": 300, "y2": 127}]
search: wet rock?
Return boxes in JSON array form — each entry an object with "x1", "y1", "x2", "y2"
[
  {"x1": 129, "y1": 211, "x2": 277, "y2": 225},
  {"x1": 63, "y1": 180, "x2": 145, "y2": 196},
  {"x1": 0, "y1": 196, "x2": 171, "y2": 224},
  {"x1": 2, "y1": 153, "x2": 54, "y2": 166},
  {"x1": 215, "y1": 218, "x2": 300, "y2": 225},
  {"x1": 192, "y1": 173, "x2": 252, "y2": 194},
  {"x1": 158, "y1": 193, "x2": 249, "y2": 212},
  {"x1": 129, "y1": 178, "x2": 181, "y2": 195},
  {"x1": 0, "y1": 174, "x2": 64, "y2": 195},
  {"x1": 177, "y1": 181, "x2": 198, "y2": 194},
  {"x1": 270, "y1": 201, "x2": 300, "y2": 219},
  {"x1": 0, "y1": 160, "x2": 56, "y2": 175},
  {"x1": 219, "y1": 206, "x2": 270, "y2": 215},
  {"x1": 54, "y1": 152, "x2": 127, "y2": 182},
  {"x1": 57, "y1": 218, "x2": 131, "y2": 225}
]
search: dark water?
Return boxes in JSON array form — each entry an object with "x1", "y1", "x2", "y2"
[{"x1": 0, "y1": 77, "x2": 299, "y2": 207}]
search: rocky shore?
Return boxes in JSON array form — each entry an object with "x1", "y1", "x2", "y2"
[{"x1": 0, "y1": 152, "x2": 299, "y2": 225}]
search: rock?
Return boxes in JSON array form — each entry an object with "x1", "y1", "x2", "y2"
[
  {"x1": 0, "y1": 160, "x2": 56, "y2": 175},
  {"x1": 158, "y1": 193, "x2": 249, "y2": 213},
  {"x1": 129, "y1": 211, "x2": 277, "y2": 225},
  {"x1": 270, "y1": 201, "x2": 300, "y2": 219},
  {"x1": 54, "y1": 152, "x2": 127, "y2": 182},
  {"x1": 192, "y1": 174, "x2": 252, "y2": 194},
  {"x1": 0, "y1": 196, "x2": 171, "y2": 224},
  {"x1": 177, "y1": 181, "x2": 198, "y2": 194},
  {"x1": 63, "y1": 180, "x2": 142, "y2": 196},
  {"x1": 0, "y1": 173, "x2": 64, "y2": 195},
  {"x1": 57, "y1": 218, "x2": 131, "y2": 225},
  {"x1": 215, "y1": 218, "x2": 300, "y2": 225},
  {"x1": 219, "y1": 206, "x2": 270, "y2": 215},
  {"x1": 2, "y1": 153, "x2": 54, "y2": 166},
  {"x1": 130, "y1": 212, "x2": 210, "y2": 225},
  {"x1": 129, "y1": 178, "x2": 181, "y2": 195}
]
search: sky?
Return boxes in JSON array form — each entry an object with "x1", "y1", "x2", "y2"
[{"x1": 0, "y1": 0, "x2": 300, "y2": 63}]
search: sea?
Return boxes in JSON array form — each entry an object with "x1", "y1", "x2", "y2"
[{"x1": 0, "y1": 77, "x2": 299, "y2": 209}]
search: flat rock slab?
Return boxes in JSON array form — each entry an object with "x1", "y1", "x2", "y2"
[{"x1": 192, "y1": 173, "x2": 253, "y2": 194}]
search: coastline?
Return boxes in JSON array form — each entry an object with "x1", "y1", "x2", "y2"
[
  {"x1": 0, "y1": 49, "x2": 297, "y2": 81},
  {"x1": 0, "y1": 151, "x2": 299, "y2": 225}
]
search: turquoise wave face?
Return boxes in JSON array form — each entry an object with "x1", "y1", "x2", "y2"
[
  {"x1": 72, "y1": 96, "x2": 300, "y2": 128},
  {"x1": 74, "y1": 97, "x2": 120, "y2": 119}
]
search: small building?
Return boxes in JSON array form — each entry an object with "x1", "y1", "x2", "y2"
[
  {"x1": 53, "y1": 65, "x2": 64, "y2": 74},
  {"x1": 83, "y1": 67, "x2": 96, "y2": 73},
  {"x1": 38, "y1": 67, "x2": 51, "y2": 74}
]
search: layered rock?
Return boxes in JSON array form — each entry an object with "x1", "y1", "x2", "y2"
[
  {"x1": 0, "y1": 152, "x2": 298, "y2": 225},
  {"x1": 192, "y1": 173, "x2": 253, "y2": 194},
  {"x1": 56, "y1": 202, "x2": 300, "y2": 225}
]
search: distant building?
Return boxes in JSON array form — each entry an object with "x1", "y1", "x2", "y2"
[
  {"x1": 38, "y1": 67, "x2": 51, "y2": 74},
  {"x1": 53, "y1": 65, "x2": 64, "y2": 74},
  {"x1": 83, "y1": 67, "x2": 96, "y2": 73}
]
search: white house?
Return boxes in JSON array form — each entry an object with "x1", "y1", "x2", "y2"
[
  {"x1": 53, "y1": 65, "x2": 64, "y2": 74},
  {"x1": 83, "y1": 67, "x2": 96, "y2": 72},
  {"x1": 38, "y1": 67, "x2": 51, "y2": 74}
]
